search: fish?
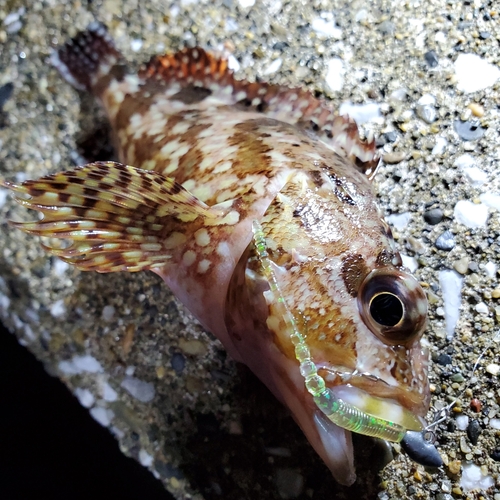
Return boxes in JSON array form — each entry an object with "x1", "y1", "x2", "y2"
[{"x1": 1, "y1": 22, "x2": 436, "y2": 485}]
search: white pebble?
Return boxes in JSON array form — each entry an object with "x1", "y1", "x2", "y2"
[
  {"x1": 237, "y1": 0, "x2": 255, "y2": 7},
  {"x1": 439, "y1": 269, "x2": 463, "y2": 339},
  {"x1": 263, "y1": 58, "x2": 282, "y2": 75},
  {"x1": 475, "y1": 302, "x2": 489, "y2": 314},
  {"x1": 432, "y1": 137, "x2": 447, "y2": 155},
  {"x1": 58, "y1": 355, "x2": 103, "y2": 375},
  {"x1": 463, "y1": 166, "x2": 488, "y2": 187},
  {"x1": 484, "y1": 261, "x2": 497, "y2": 279},
  {"x1": 50, "y1": 299, "x2": 66, "y2": 318},
  {"x1": 454, "y1": 153, "x2": 475, "y2": 169},
  {"x1": 454, "y1": 53, "x2": 500, "y2": 93},
  {"x1": 0, "y1": 188, "x2": 8, "y2": 209},
  {"x1": 401, "y1": 254, "x2": 418, "y2": 273},
  {"x1": 101, "y1": 305, "x2": 115, "y2": 322},
  {"x1": 485, "y1": 363, "x2": 499, "y2": 376},
  {"x1": 386, "y1": 212, "x2": 411, "y2": 231},
  {"x1": 90, "y1": 406, "x2": 115, "y2": 427},
  {"x1": 52, "y1": 259, "x2": 69, "y2": 276},
  {"x1": 460, "y1": 463, "x2": 494, "y2": 492},
  {"x1": 455, "y1": 415, "x2": 469, "y2": 431},
  {"x1": 339, "y1": 100, "x2": 382, "y2": 125},
  {"x1": 479, "y1": 192, "x2": 500, "y2": 211},
  {"x1": 227, "y1": 54, "x2": 240, "y2": 72},
  {"x1": 311, "y1": 17, "x2": 342, "y2": 39},
  {"x1": 325, "y1": 58, "x2": 345, "y2": 92},
  {"x1": 102, "y1": 382, "x2": 118, "y2": 402},
  {"x1": 417, "y1": 94, "x2": 436, "y2": 106},
  {"x1": 490, "y1": 418, "x2": 500, "y2": 430},
  {"x1": 139, "y1": 449, "x2": 154, "y2": 467},
  {"x1": 130, "y1": 39, "x2": 143, "y2": 52},
  {"x1": 454, "y1": 200, "x2": 488, "y2": 229},
  {"x1": 121, "y1": 376, "x2": 155, "y2": 403},
  {"x1": 74, "y1": 387, "x2": 95, "y2": 408}
]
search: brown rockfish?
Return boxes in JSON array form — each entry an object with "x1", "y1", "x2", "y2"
[{"x1": 2, "y1": 23, "x2": 438, "y2": 485}]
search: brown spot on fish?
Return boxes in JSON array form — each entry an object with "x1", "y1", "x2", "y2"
[
  {"x1": 170, "y1": 85, "x2": 212, "y2": 104},
  {"x1": 341, "y1": 253, "x2": 368, "y2": 297}
]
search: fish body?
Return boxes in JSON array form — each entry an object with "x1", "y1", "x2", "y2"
[{"x1": 4, "y1": 23, "x2": 432, "y2": 485}]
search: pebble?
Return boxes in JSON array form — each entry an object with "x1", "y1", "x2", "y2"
[
  {"x1": 435, "y1": 230, "x2": 455, "y2": 251},
  {"x1": 90, "y1": 406, "x2": 115, "y2": 427},
  {"x1": 0, "y1": 82, "x2": 14, "y2": 111},
  {"x1": 178, "y1": 338, "x2": 207, "y2": 356},
  {"x1": 491, "y1": 449, "x2": 500, "y2": 462},
  {"x1": 311, "y1": 17, "x2": 342, "y2": 39},
  {"x1": 453, "y1": 257, "x2": 469, "y2": 275},
  {"x1": 460, "y1": 463, "x2": 494, "y2": 492},
  {"x1": 424, "y1": 208, "x2": 443, "y2": 225},
  {"x1": 424, "y1": 50, "x2": 439, "y2": 68},
  {"x1": 101, "y1": 304, "x2": 115, "y2": 322},
  {"x1": 462, "y1": 166, "x2": 487, "y2": 187},
  {"x1": 468, "y1": 103, "x2": 484, "y2": 117},
  {"x1": 74, "y1": 387, "x2": 95, "y2": 408},
  {"x1": 325, "y1": 58, "x2": 345, "y2": 92},
  {"x1": 454, "y1": 53, "x2": 500, "y2": 93},
  {"x1": 439, "y1": 270, "x2": 463, "y2": 339},
  {"x1": 484, "y1": 261, "x2": 497, "y2": 279},
  {"x1": 492, "y1": 288, "x2": 500, "y2": 299},
  {"x1": 416, "y1": 104, "x2": 437, "y2": 123},
  {"x1": 454, "y1": 120, "x2": 485, "y2": 141},
  {"x1": 485, "y1": 363, "x2": 499, "y2": 376},
  {"x1": 436, "y1": 353, "x2": 452, "y2": 366},
  {"x1": 383, "y1": 151, "x2": 406, "y2": 164},
  {"x1": 338, "y1": 101, "x2": 382, "y2": 125},
  {"x1": 120, "y1": 376, "x2": 156, "y2": 403},
  {"x1": 470, "y1": 398, "x2": 482, "y2": 413},
  {"x1": 263, "y1": 58, "x2": 282, "y2": 75},
  {"x1": 475, "y1": 302, "x2": 488, "y2": 314},
  {"x1": 467, "y1": 420, "x2": 481, "y2": 445},
  {"x1": 453, "y1": 200, "x2": 489, "y2": 229},
  {"x1": 450, "y1": 373, "x2": 464, "y2": 383},
  {"x1": 171, "y1": 352, "x2": 186, "y2": 374},
  {"x1": 490, "y1": 419, "x2": 500, "y2": 430},
  {"x1": 386, "y1": 212, "x2": 411, "y2": 230},
  {"x1": 432, "y1": 137, "x2": 447, "y2": 155},
  {"x1": 479, "y1": 192, "x2": 500, "y2": 211},
  {"x1": 455, "y1": 415, "x2": 469, "y2": 431}
]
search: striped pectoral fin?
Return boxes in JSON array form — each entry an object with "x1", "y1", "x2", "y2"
[{"x1": 2, "y1": 161, "x2": 217, "y2": 273}]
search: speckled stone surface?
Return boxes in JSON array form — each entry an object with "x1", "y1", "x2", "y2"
[{"x1": 1, "y1": 1, "x2": 500, "y2": 499}]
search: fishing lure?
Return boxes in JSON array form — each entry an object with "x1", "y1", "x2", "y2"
[{"x1": 2, "y1": 22, "x2": 441, "y2": 484}]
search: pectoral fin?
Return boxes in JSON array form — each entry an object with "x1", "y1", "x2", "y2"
[{"x1": 2, "y1": 161, "x2": 217, "y2": 273}]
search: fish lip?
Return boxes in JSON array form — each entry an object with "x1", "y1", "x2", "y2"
[
  {"x1": 320, "y1": 372, "x2": 426, "y2": 432},
  {"x1": 321, "y1": 367, "x2": 429, "y2": 417}
]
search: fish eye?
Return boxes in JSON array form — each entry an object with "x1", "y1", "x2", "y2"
[
  {"x1": 369, "y1": 292, "x2": 404, "y2": 327},
  {"x1": 358, "y1": 269, "x2": 427, "y2": 345}
]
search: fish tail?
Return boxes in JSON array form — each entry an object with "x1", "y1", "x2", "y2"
[{"x1": 50, "y1": 22, "x2": 124, "y2": 93}]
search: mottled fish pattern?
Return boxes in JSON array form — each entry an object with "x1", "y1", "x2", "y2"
[{"x1": 2, "y1": 23, "x2": 431, "y2": 485}]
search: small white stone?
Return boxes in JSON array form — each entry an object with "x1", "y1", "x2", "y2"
[
  {"x1": 401, "y1": 254, "x2": 418, "y2": 273},
  {"x1": 311, "y1": 17, "x2": 342, "y2": 39},
  {"x1": 435, "y1": 31, "x2": 446, "y2": 44},
  {"x1": 101, "y1": 305, "x2": 115, "y2": 322},
  {"x1": 455, "y1": 415, "x2": 469, "y2": 431},
  {"x1": 460, "y1": 463, "x2": 494, "y2": 492},
  {"x1": 74, "y1": 388, "x2": 95, "y2": 408},
  {"x1": 485, "y1": 363, "x2": 499, "y2": 376},
  {"x1": 484, "y1": 261, "x2": 497, "y2": 279},
  {"x1": 339, "y1": 100, "x2": 382, "y2": 125},
  {"x1": 224, "y1": 19, "x2": 239, "y2": 32},
  {"x1": 454, "y1": 153, "x2": 475, "y2": 169},
  {"x1": 454, "y1": 53, "x2": 500, "y2": 93},
  {"x1": 237, "y1": 0, "x2": 255, "y2": 7},
  {"x1": 463, "y1": 166, "x2": 488, "y2": 187},
  {"x1": 417, "y1": 93, "x2": 436, "y2": 106},
  {"x1": 90, "y1": 406, "x2": 115, "y2": 427},
  {"x1": 102, "y1": 382, "x2": 118, "y2": 402},
  {"x1": 386, "y1": 212, "x2": 411, "y2": 231},
  {"x1": 263, "y1": 58, "x2": 282, "y2": 75},
  {"x1": 439, "y1": 269, "x2": 463, "y2": 339},
  {"x1": 479, "y1": 192, "x2": 500, "y2": 211},
  {"x1": 121, "y1": 376, "x2": 155, "y2": 403},
  {"x1": 58, "y1": 355, "x2": 103, "y2": 375},
  {"x1": 432, "y1": 137, "x2": 447, "y2": 155},
  {"x1": 490, "y1": 418, "x2": 500, "y2": 430},
  {"x1": 125, "y1": 365, "x2": 135, "y2": 376},
  {"x1": 50, "y1": 299, "x2": 66, "y2": 318},
  {"x1": 52, "y1": 259, "x2": 69, "y2": 276},
  {"x1": 454, "y1": 200, "x2": 489, "y2": 229},
  {"x1": 325, "y1": 58, "x2": 345, "y2": 92},
  {"x1": 227, "y1": 54, "x2": 240, "y2": 72},
  {"x1": 0, "y1": 188, "x2": 8, "y2": 208},
  {"x1": 139, "y1": 449, "x2": 154, "y2": 467},
  {"x1": 130, "y1": 39, "x2": 143, "y2": 52},
  {"x1": 475, "y1": 302, "x2": 489, "y2": 314}
]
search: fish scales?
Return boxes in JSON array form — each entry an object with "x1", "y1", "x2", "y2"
[{"x1": 2, "y1": 22, "x2": 435, "y2": 485}]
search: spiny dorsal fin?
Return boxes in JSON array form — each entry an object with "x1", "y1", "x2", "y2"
[
  {"x1": 1, "y1": 162, "x2": 216, "y2": 273},
  {"x1": 141, "y1": 47, "x2": 378, "y2": 174}
]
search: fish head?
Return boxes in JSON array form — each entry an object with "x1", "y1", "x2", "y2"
[{"x1": 225, "y1": 165, "x2": 430, "y2": 485}]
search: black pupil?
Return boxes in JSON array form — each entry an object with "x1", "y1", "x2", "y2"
[{"x1": 370, "y1": 293, "x2": 404, "y2": 327}]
